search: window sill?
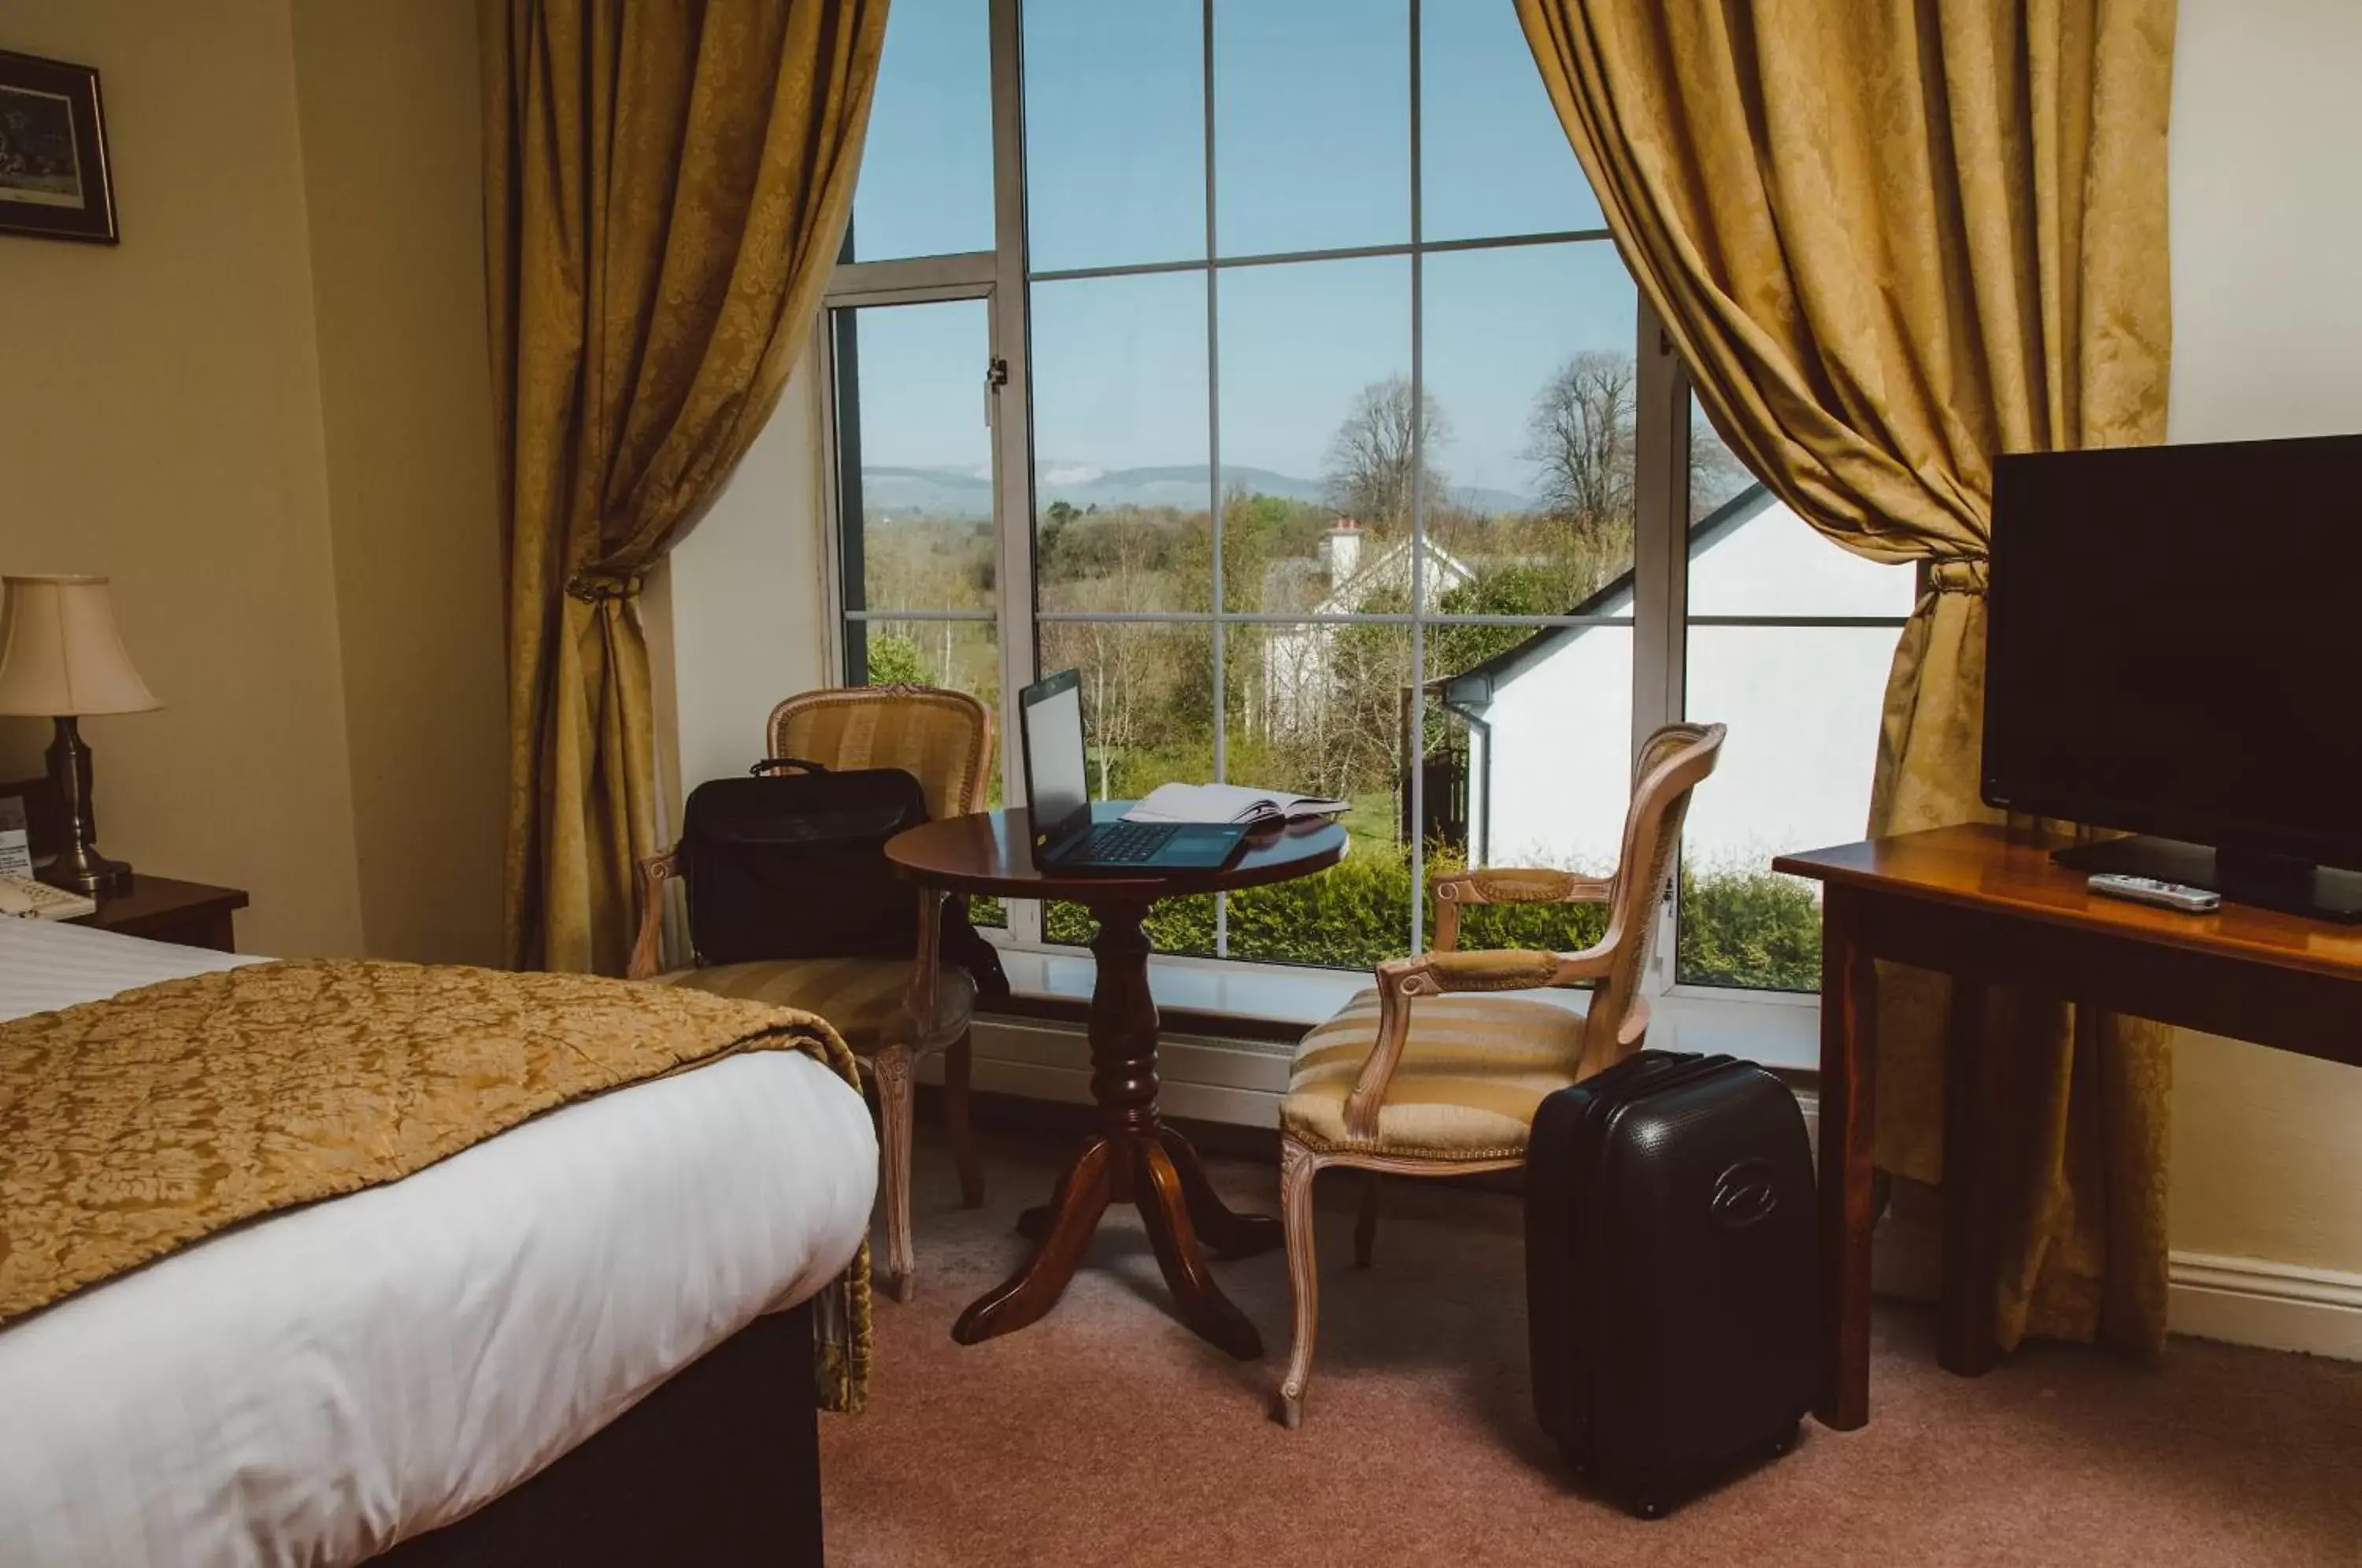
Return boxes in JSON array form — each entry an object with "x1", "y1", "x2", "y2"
[{"x1": 980, "y1": 942, "x2": 1820, "y2": 1074}]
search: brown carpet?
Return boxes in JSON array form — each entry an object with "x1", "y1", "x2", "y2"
[{"x1": 822, "y1": 1132, "x2": 2362, "y2": 1566}]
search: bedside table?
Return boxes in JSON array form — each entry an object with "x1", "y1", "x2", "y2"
[{"x1": 70, "y1": 875, "x2": 248, "y2": 952}]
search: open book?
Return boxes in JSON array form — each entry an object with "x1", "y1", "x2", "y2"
[{"x1": 1122, "y1": 782, "x2": 1349, "y2": 828}]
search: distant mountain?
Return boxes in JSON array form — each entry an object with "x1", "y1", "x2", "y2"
[{"x1": 857, "y1": 462, "x2": 1532, "y2": 520}]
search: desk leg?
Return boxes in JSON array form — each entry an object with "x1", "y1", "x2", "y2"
[
  {"x1": 1816, "y1": 885, "x2": 1878, "y2": 1430},
  {"x1": 1939, "y1": 977, "x2": 2002, "y2": 1377}
]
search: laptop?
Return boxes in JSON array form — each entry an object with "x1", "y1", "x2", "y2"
[{"x1": 1019, "y1": 668, "x2": 1249, "y2": 874}]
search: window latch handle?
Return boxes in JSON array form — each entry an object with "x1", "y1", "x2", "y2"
[{"x1": 985, "y1": 357, "x2": 1009, "y2": 426}]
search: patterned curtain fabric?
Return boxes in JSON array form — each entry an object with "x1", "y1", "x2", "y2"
[
  {"x1": 1515, "y1": 0, "x2": 2177, "y2": 1355},
  {"x1": 483, "y1": 0, "x2": 889, "y2": 973}
]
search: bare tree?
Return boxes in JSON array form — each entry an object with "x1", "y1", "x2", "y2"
[
  {"x1": 1525, "y1": 349, "x2": 1635, "y2": 527},
  {"x1": 1324, "y1": 375, "x2": 1449, "y2": 528},
  {"x1": 1686, "y1": 412, "x2": 1751, "y2": 518}
]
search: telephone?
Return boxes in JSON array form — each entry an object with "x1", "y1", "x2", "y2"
[{"x1": 0, "y1": 875, "x2": 96, "y2": 921}]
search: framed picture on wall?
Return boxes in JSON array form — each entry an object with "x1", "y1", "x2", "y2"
[{"x1": 0, "y1": 50, "x2": 117, "y2": 244}]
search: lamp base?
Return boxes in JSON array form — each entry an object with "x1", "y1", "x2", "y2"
[
  {"x1": 38, "y1": 715, "x2": 133, "y2": 897},
  {"x1": 42, "y1": 841, "x2": 132, "y2": 897}
]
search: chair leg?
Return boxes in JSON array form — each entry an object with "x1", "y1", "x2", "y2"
[
  {"x1": 1275, "y1": 1139, "x2": 1321, "y2": 1429},
  {"x1": 945, "y1": 1027, "x2": 985, "y2": 1209},
  {"x1": 1353, "y1": 1170, "x2": 1379, "y2": 1268},
  {"x1": 872, "y1": 1044, "x2": 917, "y2": 1304}
]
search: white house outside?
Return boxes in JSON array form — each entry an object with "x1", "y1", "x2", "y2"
[
  {"x1": 1442, "y1": 486, "x2": 1916, "y2": 880},
  {"x1": 1258, "y1": 520, "x2": 1473, "y2": 735}
]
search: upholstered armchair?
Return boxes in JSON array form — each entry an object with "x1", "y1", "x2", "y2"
[
  {"x1": 628, "y1": 685, "x2": 995, "y2": 1303},
  {"x1": 1274, "y1": 722, "x2": 1726, "y2": 1426}
]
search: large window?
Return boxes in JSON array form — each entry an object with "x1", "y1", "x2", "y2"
[{"x1": 821, "y1": 0, "x2": 1906, "y2": 1029}]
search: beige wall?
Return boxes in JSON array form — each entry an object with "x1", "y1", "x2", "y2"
[
  {"x1": 0, "y1": 0, "x2": 502, "y2": 962},
  {"x1": 291, "y1": 0, "x2": 505, "y2": 965},
  {"x1": 662, "y1": 333, "x2": 836, "y2": 812},
  {"x1": 2163, "y1": 0, "x2": 2362, "y2": 1277},
  {"x1": 0, "y1": 0, "x2": 364, "y2": 957}
]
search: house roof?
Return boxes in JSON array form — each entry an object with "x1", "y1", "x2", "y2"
[
  {"x1": 1260, "y1": 532, "x2": 1475, "y2": 616},
  {"x1": 1435, "y1": 483, "x2": 1775, "y2": 706}
]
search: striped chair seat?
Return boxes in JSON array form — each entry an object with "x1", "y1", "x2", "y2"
[
  {"x1": 1283, "y1": 987, "x2": 1593, "y2": 1160},
  {"x1": 666, "y1": 956, "x2": 974, "y2": 1056}
]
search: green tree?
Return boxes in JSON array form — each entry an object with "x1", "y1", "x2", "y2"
[{"x1": 864, "y1": 629, "x2": 930, "y2": 686}]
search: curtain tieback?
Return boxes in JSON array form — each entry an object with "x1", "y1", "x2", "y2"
[
  {"x1": 565, "y1": 569, "x2": 644, "y2": 605},
  {"x1": 1913, "y1": 556, "x2": 1990, "y2": 614}
]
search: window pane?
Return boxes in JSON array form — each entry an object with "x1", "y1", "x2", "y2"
[
  {"x1": 849, "y1": 0, "x2": 994, "y2": 261},
  {"x1": 1421, "y1": 242, "x2": 1638, "y2": 609},
  {"x1": 1036, "y1": 619, "x2": 1217, "y2": 958},
  {"x1": 1419, "y1": 0, "x2": 1601, "y2": 242},
  {"x1": 1216, "y1": 256, "x2": 1410, "y2": 611},
  {"x1": 1226, "y1": 622, "x2": 1414, "y2": 969},
  {"x1": 847, "y1": 617, "x2": 1001, "y2": 720},
  {"x1": 1023, "y1": 0, "x2": 1205, "y2": 272},
  {"x1": 1684, "y1": 460, "x2": 1917, "y2": 618},
  {"x1": 1213, "y1": 0, "x2": 1410, "y2": 257},
  {"x1": 1687, "y1": 394, "x2": 1753, "y2": 523},
  {"x1": 1678, "y1": 625, "x2": 1900, "y2": 989},
  {"x1": 835, "y1": 300, "x2": 994, "y2": 613},
  {"x1": 1031, "y1": 272, "x2": 1211, "y2": 612},
  {"x1": 1438, "y1": 623, "x2": 1632, "y2": 878}
]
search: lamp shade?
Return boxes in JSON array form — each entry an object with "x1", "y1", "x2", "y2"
[{"x1": 0, "y1": 575, "x2": 161, "y2": 717}]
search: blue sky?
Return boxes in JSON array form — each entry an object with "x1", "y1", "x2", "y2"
[{"x1": 846, "y1": 0, "x2": 1623, "y2": 504}]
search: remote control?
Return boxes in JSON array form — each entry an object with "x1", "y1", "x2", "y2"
[{"x1": 2086, "y1": 874, "x2": 2221, "y2": 914}]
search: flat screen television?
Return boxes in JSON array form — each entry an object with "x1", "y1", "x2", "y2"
[{"x1": 1983, "y1": 432, "x2": 2362, "y2": 921}]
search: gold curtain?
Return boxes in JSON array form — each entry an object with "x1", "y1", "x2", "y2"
[
  {"x1": 1516, "y1": 0, "x2": 2176, "y2": 1355},
  {"x1": 484, "y1": 0, "x2": 889, "y2": 973}
]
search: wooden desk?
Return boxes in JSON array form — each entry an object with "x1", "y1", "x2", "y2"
[
  {"x1": 70, "y1": 875, "x2": 247, "y2": 952},
  {"x1": 1775, "y1": 824, "x2": 2362, "y2": 1431},
  {"x1": 886, "y1": 805, "x2": 1347, "y2": 1359}
]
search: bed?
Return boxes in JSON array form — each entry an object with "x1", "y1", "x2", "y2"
[{"x1": 0, "y1": 919, "x2": 877, "y2": 1567}]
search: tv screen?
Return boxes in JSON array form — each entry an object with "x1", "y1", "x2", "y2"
[{"x1": 1983, "y1": 433, "x2": 2362, "y2": 873}]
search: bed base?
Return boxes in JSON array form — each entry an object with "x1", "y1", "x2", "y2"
[{"x1": 378, "y1": 1301, "x2": 824, "y2": 1567}]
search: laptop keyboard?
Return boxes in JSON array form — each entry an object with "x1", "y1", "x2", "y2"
[{"x1": 1079, "y1": 820, "x2": 1182, "y2": 864}]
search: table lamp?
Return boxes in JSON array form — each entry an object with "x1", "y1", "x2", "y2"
[{"x1": 0, "y1": 575, "x2": 160, "y2": 894}]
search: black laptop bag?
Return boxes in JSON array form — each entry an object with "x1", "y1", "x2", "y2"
[
  {"x1": 679, "y1": 760, "x2": 1007, "y2": 1000},
  {"x1": 1524, "y1": 1049, "x2": 1816, "y2": 1518}
]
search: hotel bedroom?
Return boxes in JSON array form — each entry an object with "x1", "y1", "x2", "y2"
[{"x1": 0, "y1": 1, "x2": 2354, "y2": 1564}]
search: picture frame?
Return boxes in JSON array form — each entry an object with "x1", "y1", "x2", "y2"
[{"x1": 0, "y1": 49, "x2": 117, "y2": 245}]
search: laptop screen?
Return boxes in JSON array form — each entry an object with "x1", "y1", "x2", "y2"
[{"x1": 1020, "y1": 669, "x2": 1090, "y2": 852}]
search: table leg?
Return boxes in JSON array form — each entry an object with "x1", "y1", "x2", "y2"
[
  {"x1": 1136, "y1": 1139, "x2": 1262, "y2": 1359},
  {"x1": 953, "y1": 1138, "x2": 1113, "y2": 1344},
  {"x1": 1816, "y1": 884, "x2": 1879, "y2": 1430},
  {"x1": 951, "y1": 900, "x2": 1270, "y2": 1357},
  {"x1": 1156, "y1": 1128, "x2": 1283, "y2": 1259},
  {"x1": 1938, "y1": 976, "x2": 2003, "y2": 1377}
]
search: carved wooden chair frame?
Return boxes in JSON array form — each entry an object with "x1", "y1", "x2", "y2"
[
  {"x1": 628, "y1": 683, "x2": 995, "y2": 1302},
  {"x1": 1275, "y1": 722, "x2": 1726, "y2": 1426}
]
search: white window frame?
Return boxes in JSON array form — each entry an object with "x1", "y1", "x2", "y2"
[{"x1": 814, "y1": 0, "x2": 1894, "y2": 1063}]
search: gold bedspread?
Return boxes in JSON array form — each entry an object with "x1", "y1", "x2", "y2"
[{"x1": 0, "y1": 959, "x2": 872, "y2": 1411}]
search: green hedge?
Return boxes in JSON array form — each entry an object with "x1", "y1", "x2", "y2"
[{"x1": 1028, "y1": 843, "x2": 1822, "y2": 991}]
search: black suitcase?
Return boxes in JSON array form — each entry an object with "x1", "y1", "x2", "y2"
[{"x1": 1525, "y1": 1049, "x2": 1816, "y2": 1518}]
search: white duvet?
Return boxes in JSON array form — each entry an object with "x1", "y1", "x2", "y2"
[{"x1": 0, "y1": 920, "x2": 878, "y2": 1567}]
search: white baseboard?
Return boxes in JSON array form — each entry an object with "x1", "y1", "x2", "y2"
[
  {"x1": 2168, "y1": 1252, "x2": 2362, "y2": 1360},
  {"x1": 957, "y1": 1019, "x2": 2360, "y2": 1363}
]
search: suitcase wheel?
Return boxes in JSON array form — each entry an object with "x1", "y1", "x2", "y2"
[
  {"x1": 1630, "y1": 1492, "x2": 1670, "y2": 1522},
  {"x1": 1764, "y1": 1418, "x2": 1801, "y2": 1459}
]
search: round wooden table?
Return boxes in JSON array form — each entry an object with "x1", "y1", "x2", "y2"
[{"x1": 885, "y1": 805, "x2": 1348, "y2": 1359}]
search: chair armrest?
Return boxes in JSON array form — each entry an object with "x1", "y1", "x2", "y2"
[
  {"x1": 1429, "y1": 867, "x2": 1612, "y2": 952},
  {"x1": 627, "y1": 847, "x2": 680, "y2": 982},
  {"x1": 1338, "y1": 943, "x2": 1616, "y2": 1137}
]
